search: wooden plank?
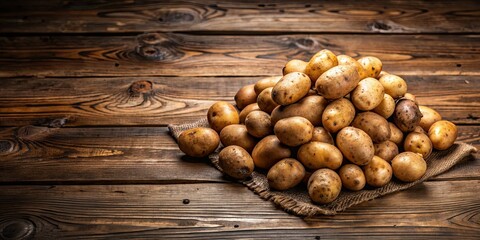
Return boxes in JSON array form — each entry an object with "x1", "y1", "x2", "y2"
[
  {"x1": 0, "y1": 126, "x2": 478, "y2": 183},
  {"x1": 0, "y1": 76, "x2": 477, "y2": 127},
  {"x1": 0, "y1": 34, "x2": 479, "y2": 77},
  {"x1": 0, "y1": 0, "x2": 479, "y2": 34},
  {"x1": 0, "y1": 181, "x2": 479, "y2": 239}
]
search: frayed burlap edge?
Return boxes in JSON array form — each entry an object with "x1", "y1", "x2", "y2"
[{"x1": 168, "y1": 118, "x2": 478, "y2": 216}]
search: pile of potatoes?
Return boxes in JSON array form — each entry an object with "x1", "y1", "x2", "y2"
[{"x1": 178, "y1": 49, "x2": 458, "y2": 204}]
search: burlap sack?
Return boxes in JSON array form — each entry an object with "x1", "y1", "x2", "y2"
[{"x1": 169, "y1": 118, "x2": 477, "y2": 216}]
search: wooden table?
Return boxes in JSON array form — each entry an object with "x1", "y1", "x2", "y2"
[{"x1": 0, "y1": 1, "x2": 479, "y2": 239}]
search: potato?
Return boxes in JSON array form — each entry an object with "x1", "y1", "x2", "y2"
[
  {"x1": 218, "y1": 146, "x2": 254, "y2": 180},
  {"x1": 337, "y1": 54, "x2": 367, "y2": 79},
  {"x1": 315, "y1": 64, "x2": 362, "y2": 100},
  {"x1": 428, "y1": 120, "x2": 457, "y2": 150},
  {"x1": 220, "y1": 124, "x2": 258, "y2": 153},
  {"x1": 351, "y1": 78, "x2": 385, "y2": 111},
  {"x1": 322, "y1": 98, "x2": 356, "y2": 133},
  {"x1": 374, "y1": 140, "x2": 399, "y2": 162},
  {"x1": 271, "y1": 95, "x2": 328, "y2": 126},
  {"x1": 363, "y1": 156, "x2": 392, "y2": 187},
  {"x1": 357, "y1": 56, "x2": 382, "y2": 78},
  {"x1": 404, "y1": 132, "x2": 433, "y2": 158},
  {"x1": 403, "y1": 93, "x2": 417, "y2": 104},
  {"x1": 178, "y1": 127, "x2": 220, "y2": 157},
  {"x1": 388, "y1": 122, "x2": 404, "y2": 146},
  {"x1": 393, "y1": 99, "x2": 423, "y2": 132},
  {"x1": 274, "y1": 116, "x2": 313, "y2": 147},
  {"x1": 419, "y1": 106, "x2": 442, "y2": 132},
  {"x1": 207, "y1": 101, "x2": 240, "y2": 132},
  {"x1": 283, "y1": 59, "x2": 307, "y2": 75},
  {"x1": 351, "y1": 112, "x2": 391, "y2": 143},
  {"x1": 272, "y1": 72, "x2": 311, "y2": 105},
  {"x1": 308, "y1": 169, "x2": 342, "y2": 204},
  {"x1": 378, "y1": 74, "x2": 407, "y2": 99},
  {"x1": 378, "y1": 70, "x2": 390, "y2": 79},
  {"x1": 254, "y1": 76, "x2": 282, "y2": 95},
  {"x1": 391, "y1": 152, "x2": 427, "y2": 182},
  {"x1": 298, "y1": 142, "x2": 343, "y2": 170},
  {"x1": 252, "y1": 135, "x2": 291, "y2": 169},
  {"x1": 245, "y1": 111, "x2": 272, "y2": 138},
  {"x1": 305, "y1": 49, "x2": 338, "y2": 86},
  {"x1": 235, "y1": 84, "x2": 257, "y2": 110},
  {"x1": 413, "y1": 126, "x2": 426, "y2": 134},
  {"x1": 373, "y1": 93, "x2": 395, "y2": 118},
  {"x1": 311, "y1": 127, "x2": 334, "y2": 144},
  {"x1": 257, "y1": 87, "x2": 279, "y2": 114},
  {"x1": 336, "y1": 127, "x2": 375, "y2": 166},
  {"x1": 339, "y1": 164, "x2": 366, "y2": 191},
  {"x1": 239, "y1": 103, "x2": 260, "y2": 123},
  {"x1": 267, "y1": 158, "x2": 305, "y2": 190}
]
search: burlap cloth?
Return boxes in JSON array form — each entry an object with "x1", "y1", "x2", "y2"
[{"x1": 168, "y1": 118, "x2": 477, "y2": 216}]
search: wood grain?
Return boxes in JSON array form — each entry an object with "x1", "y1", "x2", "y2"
[
  {"x1": 0, "y1": 125, "x2": 477, "y2": 184},
  {"x1": 0, "y1": 0, "x2": 479, "y2": 34},
  {"x1": 0, "y1": 182, "x2": 479, "y2": 239},
  {"x1": 0, "y1": 34, "x2": 479, "y2": 77}
]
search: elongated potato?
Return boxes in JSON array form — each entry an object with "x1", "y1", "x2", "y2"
[
  {"x1": 322, "y1": 98, "x2": 356, "y2": 133},
  {"x1": 404, "y1": 132, "x2": 433, "y2": 158},
  {"x1": 274, "y1": 116, "x2": 313, "y2": 147},
  {"x1": 351, "y1": 77, "x2": 385, "y2": 111},
  {"x1": 254, "y1": 76, "x2": 282, "y2": 95},
  {"x1": 178, "y1": 127, "x2": 220, "y2": 157},
  {"x1": 220, "y1": 124, "x2": 257, "y2": 153},
  {"x1": 272, "y1": 72, "x2": 311, "y2": 106},
  {"x1": 336, "y1": 127, "x2": 375, "y2": 166},
  {"x1": 315, "y1": 64, "x2": 362, "y2": 100},
  {"x1": 358, "y1": 56, "x2": 382, "y2": 78},
  {"x1": 428, "y1": 120, "x2": 457, "y2": 150},
  {"x1": 271, "y1": 95, "x2": 328, "y2": 126},
  {"x1": 239, "y1": 103, "x2": 260, "y2": 123},
  {"x1": 419, "y1": 106, "x2": 442, "y2": 132},
  {"x1": 305, "y1": 49, "x2": 338, "y2": 86},
  {"x1": 257, "y1": 87, "x2": 278, "y2": 114},
  {"x1": 389, "y1": 122, "x2": 404, "y2": 146},
  {"x1": 267, "y1": 158, "x2": 305, "y2": 190},
  {"x1": 218, "y1": 146, "x2": 254, "y2": 180},
  {"x1": 252, "y1": 135, "x2": 291, "y2": 169},
  {"x1": 337, "y1": 54, "x2": 367, "y2": 79},
  {"x1": 351, "y1": 112, "x2": 391, "y2": 143},
  {"x1": 373, "y1": 93, "x2": 396, "y2": 119},
  {"x1": 283, "y1": 59, "x2": 307, "y2": 75},
  {"x1": 339, "y1": 164, "x2": 366, "y2": 191},
  {"x1": 308, "y1": 169, "x2": 342, "y2": 204},
  {"x1": 379, "y1": 74, "x2": 407, "y2": 99},
  {"x1": 207, "y1": 101, "x2": 240, "y2": 132},
  {"x1": 311, "y1": 127, "x2": 334, "y2": 144},
  {"x1": 363, "y1": 156, "x2": 392, "y2": 187},
  {"x1": 298, "y1": 142, "x2": 343, "y2": 170},
  {"x1": 235, "y1": 84, "x2": 257, "y2": 110}
]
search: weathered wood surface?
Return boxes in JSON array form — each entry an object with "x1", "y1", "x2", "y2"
[
  {"x1": 0, "y1": 0, "x2": 479, "y2": 34},
  {"x1": 0, "y1": 182, "x2": 479, "y2": 239},
  {"x1": 1, "y1": 34, "x2": 479, "y2": 77}
]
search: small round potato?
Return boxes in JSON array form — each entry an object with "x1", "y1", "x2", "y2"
[
  {"x1": 428, "y1": 120, "x2": 457, "y2": 150},
  {"x1": 245, "y1": 111, "x2": 272, "y2": 138},
  {"x1": 315, "y1": 64, "x2": 362, "y2": 100},
  {"x1": 336, "y1": 127, "x2": 375, "y2": 166},
  {"x1": 274, "y1": 116, "x2": 313, "y2": 147},
  {"x1": 220, "y1": 124, "x2": 258, "y2": 153},
  {"x1": 252, "y1": 135, "x2": 291, "y2": 169},
  {"x1": 254, "y1": 76, "x2": 282, "y2": 95},
  {"x1": 298, "y1": 142, "x2": 343, "y2": 170},
  {"x1": 257, "y1": 87, "x2": 279, "y2": 114},
  {"x1": 207, "y1": 101, "x2": 240, "y2": 132},
  {"x1": 419, "y1": 106, "x2": 442, "y2": 132},
  {"x1": 305, "y1": 49, "x2": 338, "y2": 86},
  {"x1": 404, "y1": 132, "x2": 433, "y2": 158},
  {"x1": 218, "y1": 145, "x2": 254, "y2": 180},
  {"x1": 363, "y1": 156, "x2": 392, "y2": 188},
  {"x1": 373, "y1": 93, "x2": 395, "y2": 119},
  {"x1": 351, "y1": 77, "x2": 385, "y2": 111},
  {"x1": 267, "y1": 158, "x2": 305, "y2": 190},
  {"x1": 270, "y1": 95, "x2": 328, "y2": 126},
  {"x1": 272, "y1": 72, "x2": 311, "y2": 106},
  {"x1": 322, "y1": 98, "x2": 356, "y2": 133},
  {"x1": 358, "y1": 56, "x2": 382, "y2": 78},
  {"x1": 378, "y1": 74, "x2": 407, "y2": 99},
  {"x1": 391, "y1": 152, "x2": 427, "y2": 182},
  {"x1": 308, "y1": 169, "x2": 342, "y2": 204},
  {"x1": 178, "y1": 127, "x2": 220, "y2": 157},
  {"x1": 339, "y1": 164, "x2": 366, "y2": 191},
  {"x1": 389, "y1": 122, "x2": 404, "y2": 146},
  {"x1": 239, "y1": 103, "x2": 260, "y2": 123},
  {"x1": 374, "y1": 140, "x2": 399, "y2": 162},
  {"x1": 351, "y1": 112, "x2": 391, "y2": 143},
  {"x1": 283, "y1": 59, "x2": 308, "y2": 75},
  {"x1": 235, "y1": 84, "x2": 257, "y2": 110},
  {"x1": 394, "y1": 99, "x2": 423, "y2": 132},
  {"x1": 311, "y1": 127, "x2": 334, "y2": 145}
]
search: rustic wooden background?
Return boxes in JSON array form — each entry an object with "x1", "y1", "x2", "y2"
[{"x1": 0, "y1": 0, "x2": 479, "y2": 239}]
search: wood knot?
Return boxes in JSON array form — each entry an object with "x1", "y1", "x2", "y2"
[
  {"x1": 0, "y1": 219, "x2": 35, "y2": 240},
  {"x1": 135, "y1": 33, "x2": 184, "y2": 61},
  {"x1": 137, "y1": 32, "x2": 168, "y2": 45},
  {"x1": 0, "y1": 140, "x2": 13, "y2": 153},
  {"x1": 130, "y1": 81, "x2": 153, "y2": 94},
  {"x1": 158, "y1": 10, "x2": 196, "y2": 23}
]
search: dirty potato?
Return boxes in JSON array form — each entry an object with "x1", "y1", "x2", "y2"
[
  {"x1": 311, "y1": 126, "x2": 334, "y2": 145},
  {"x1": 393, "y1": 99, "x2": 423, "y2": 132},
  {"x1": 374, "y1": 140, "x2": 399, "y2": 162},
  {"x1": 254, "y1": 76, "x2": 282, "y2": 95},
  {"x1": 283, "y1": 59, "x2": 308, "y2": 75},
  {"x1": 272, "y1": 72, "x2": 311, "y2": 105},
  {"x1": 378, "y1": 74, "x2": 407, "y2": 99},
  {"x1": 178, "y1": 127, "x2": 220, "y2": 157},
  {"x1": 270, "y1": 95, "x2": 328, "y2": 126},
  {"x1": 404, "y1": 132, "x2": 433, "y2": 158},
  {"x1": 305, "y1": 49, "x2": 338, "y2": 86},
  {"x1": 239, "y1": 103, "x2": 260, "y2": 123},
  {"x1": 351, "y1": 77, "x2": 385, "y2": 111},
  {"x1": 373, "y1": 93, "x2": 396, "y2": 119},
  {"x1": 267, "y1": 158, "x2": 306, "y2": 190},
  {"x1": 235, "y1": 84, "x2": 257, "y2": 110},
  {"x1": 336, "y1": 127, "x2": 375, "y2": 166},
  {"x1": 419, "y1": 106, "x2": 442, "y2": 132},
  {"x1": 339, "y1": 164, "x2": 366, "y2": 191},
  {"x1": 358, "y1": 56, "x2": 382, "y2": 78},
  {"x1": 391, "y1": 152, "x2": 427, "y2": 182},
  {"x1": 308, "y1": 169, "x2": 342, "y2": 204},
  {"x1": 251, "y1": 135, "x2": 292, "y2": 169},
  {"x1": 298, "y1": 142, "x2": 343, "y2": 170},
  {"x1": 351, "y1": 112, "x2": 391, "y2": 143},
  {"x1": 218, "y1": 146, "x2": 254, "y2": 180},
  {"x1": 322, "y1": 98, "x2": 356, "y2": 133},
  {"x1": 245, "y1": 111, "x2": 272, "y2": 138},
  {"x1": 207, "y1": 101, "x2": 240, "y2": 132},
  {"x1": 363, "y1": 156, "x2": 392, "y2": 187},
  {"x1": 388, "y1": 122, "x2": 404, "y2": 146},
  {"x1": 257, "y1": 87, "x2": 279, "y2": 114},
  {"x1": 428, "y1": 120, "x2": 457, "y2": 150},
  {"x1": 274, "y1": 116, "x2": 314, "y2": 147},
  {"x1": 220, "y1": 124, "x2": 258, "y2": 153},
  {"x1": 315, "y1": 64, "x2": 362, "y2": 100}
]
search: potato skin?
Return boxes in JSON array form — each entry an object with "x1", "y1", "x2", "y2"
[
  {"x1": 274, "y1": 116, "x2": 314, "y2": 147},
  {"x1": 339, "y1": 164, "x2": 366, "y2": 191},
  {"x1": 311, "y1": 127, "x2": 334, "y2": 145},
  {"x1": 358, "y1": 56, "x2": 382, "y2": 78},
  {"x1": 419, "y1": 106, "x2": 442, "y2": 132},
  {"x1": 245, "y1": 111, "x2": 272, "y2": 138},
  {"x1": 270, "y1": 95, "x2": 328, "y2": 126},
  {"x1": 374, "y1": 140, "x2": 399, "y2": 162},
  {"x1": 322, "y1": 98, "x2": 356, "y2": 133},
  {"x1": 373, "y1": 93, "x2": 396, "y2": 119},
  {"x1": 220, "y1": 124, "x2": 258, "y2": 153},
  {"x1": 257, "y1": 87, "x2": 279, "y2": 114},
  {"x1": 336, "y1": 127, "x2": 375, "y2": 166},
  {"x1": 363, "y1": 156, "x2": 392, "y2": 187},
  {"x1": 254, "y1": 76, "x2": 282, "y2": 95},
  {"x1": 389, "y1": 122, "x2": 404, "y2": 146},
  {"x1": 391, "y1": 152, "x2": 427, "y2": 182},
  {"x1": 272, "y1": 72, "x2": 311, "y2": 106},
  {"x1": 393, "y1": 99, "x2": 423, "y2": 132},
  {"x1": 218, "y1": 146, "x2": 254, "y2": 179},
  {"x1": 428, "y1": 120, "x2": 457, "y2": 150},
  {"x1": 207, "y1": 101, "x2": 240, "y2": 132},
  {"x1": 337, "y1": 54, "x2": 367, "y2": 79},
  {"x1": 178, "y1": 127, "x2": 220, "y2": 157},
  {"x1": 351, "y1": 77, "x2": 385, "y2": 111},
  {"x1": 351, "y1": 112, "x2": 391, "y2": 143},
  {"x1": 308, "y1": 169, "x2": 342, "y2": 204},
  {"x1": 404, "y1": 132, "x2": 433, "y2": 158},
  {"x1": 239, "y1": 103, "x2": 260, "y2": 123},
  {"x1": 267, "y1": 158, "x2": 305, "y2": 190},
  {"x1": 298, "y1": 142, "x2": 343, "y2": 170},
  {"x1": 283, "y1": 59, "x2": 307, "y2": 75},
  {"x1": 235, "y1": 84, "x2": 257, "y2": 110},
  {"x1": 305, "y1": 49, "x2": 338, "y2": 86},
  {"x1": 252, "y1": 135, "x2": 291, "y2": 169},
  {"x1": 378, "y1": 74, "x2": 407, "y2": 99},
  {"x1": 315, "y1": 64, "x2": 362, "y2": 100}
]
